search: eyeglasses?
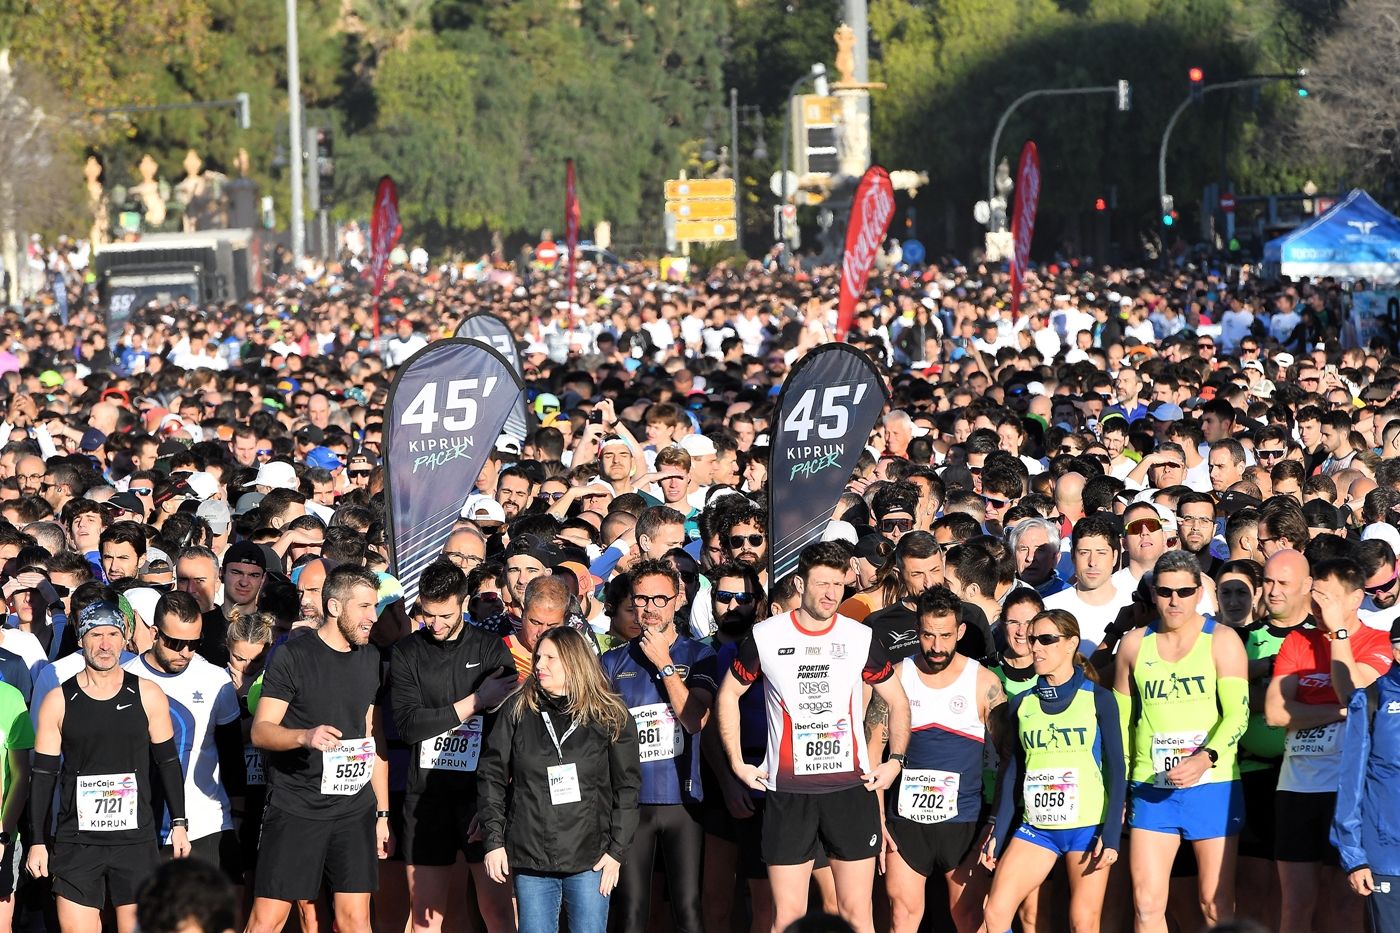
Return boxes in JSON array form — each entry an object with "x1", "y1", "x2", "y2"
[
  {"x1": 879, "y1": 518, "x2": 914, "y2": 533},
  {"x1": 728, "y1": 533, "x2": 765, "y2": 549},
  {"x1": 130, "y1": 487, "x2": 153, "y2": 496},
  {"x1": 715, "y1": 590, "x2": 755, "y2": 605},
  {"x1": 1154, "y1": 585, "x2": 1200, "y2": 599},
  {"x1": 1028, "y1": 634, "x2": 1072, "y2": 646},
  {"x1": 158, "y1": 632, "x2": 200, "y2": 652},
  {"x1": 1255, "y1": 448, "x2": 1286, "y2": 460},
  {"x1": 1125, "y1": 518, "x2": 1163, "y2": 536},
  {"x1": 1258, "y1": 535, "x2": 1281, "y2": 548},
  {"x1": 1178, "y1": 514, "x2": 1214, "y2": 526},
  {"x1": 537, "y1": 491, "x2": 566, "y2": 502},
  {"x1": 630, "y1": 593, "x2": 677, "y2": 608},
  {"x1": 444, "y1": 552, "x2": 484, "y2": 569}
]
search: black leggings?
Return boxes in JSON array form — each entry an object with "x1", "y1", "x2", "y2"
[{"x1": 611, "y1": 803, "x2": 704, "y2": 933}]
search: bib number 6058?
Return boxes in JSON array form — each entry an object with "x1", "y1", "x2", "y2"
[{"x1": 401, "y1": 378, "x2": 498, "y2": 434}]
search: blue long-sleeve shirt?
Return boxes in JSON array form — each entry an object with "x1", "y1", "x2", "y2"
[
  {"x1": 1332, "y1": 666, "x2": 1400, "y2": 876},
  {"x1": 992, "y1": 669, "x2": 1127, "y2": 853}
]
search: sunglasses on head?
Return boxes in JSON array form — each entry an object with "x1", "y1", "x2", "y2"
[
  {"x1": 880, "y1": 518, "x2": 914, "y2": 533},
  {"x1": 1154, "y1": 585, "x2": 1200, "y2": 599},
  {"x1": 715, "y1": 590, "x2": 755, "y2": 605},
  {"x1": 728, "y1": 533, "x2": 765, "y2": 549},
  {"x1": 1028, "y1": 633, "x2": 1071, "y2": 646}
]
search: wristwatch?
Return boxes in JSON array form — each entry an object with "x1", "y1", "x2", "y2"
[
  {"x1": 889, "y1": 753, "x2": 907, "y2": 768},
  {"x1": 658, "y1": 664, "x2": 677, "y2": 680},
  {"x1": 1333, "y1": 628, "x2": 1351, "y2": 641},
  {"x1": 1200, "y1": 747, "x2": 1219, "y2": 766}
]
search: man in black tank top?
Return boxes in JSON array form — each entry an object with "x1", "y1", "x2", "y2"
[
  {"x1": 244, "y1": 566, "x2": 389, "y2": 933},
  {"x1": 26, "y1": 601, "x2": 189, "y2": 933}
]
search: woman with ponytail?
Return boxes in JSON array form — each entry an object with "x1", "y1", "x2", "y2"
[{"x1": 978, "y1": 609, "x2": 1126, "y2": 933}]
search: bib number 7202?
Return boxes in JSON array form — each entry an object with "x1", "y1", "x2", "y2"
[
  {"x1": 782, "y1": 385, "x2": 868, "y2": 443},
  {"x1": 401, "y1": 378, "x2": 499, "y2": 434}
]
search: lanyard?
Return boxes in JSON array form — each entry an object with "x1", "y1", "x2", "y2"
[{"x1": 541, "y1": 711, "x2": 578, "y2": 764}]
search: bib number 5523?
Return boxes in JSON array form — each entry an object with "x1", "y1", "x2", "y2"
[{"x1": 401, "y1": 378, "x2": 499, "y2": 433}]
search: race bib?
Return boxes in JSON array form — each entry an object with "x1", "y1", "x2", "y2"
[
  {"x1": 321, "y1": 739, "x2": 375, "y2": 796},
  {"x1": 548, "y1": 762, "x2": 581, "y2": 805},
  {"x1": 1286, "y1": 721, "x2": 1343, "y2": 758},
  {"x1": 896, "y1": 769, "x2": 960, "y2": 824},
  {"x1": 244, "y1": 745, "x2": 266, "y2": 787},
  {"x1": 419, "y1": 717, "x2": 484, "y2": 772},
  {"x1": 793, "y1": 720, "x2": 853, "y2": 775},
  {"x1": 76, "y1": 773, "x2": 139, "y2": 832},
  {"x1": 1023, "y1": 768, "x2": 1080, "y2": 826},
  {"x1": 632, "y1": 704, "x2": 683, "y2": 762},
  {"x1": 1151, "y1": 731, "x2": 1207, "y2": 787}
]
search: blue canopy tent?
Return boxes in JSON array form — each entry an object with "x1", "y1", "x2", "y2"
[{"x1": 1264, "y1": 189, "x2": 1400, "y2": 281}]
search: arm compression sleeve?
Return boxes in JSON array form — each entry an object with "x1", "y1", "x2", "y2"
[
  {"x1": 29, "y1": 753, "x2": 59, "y2": 841},
  {"x1": 152, "y1": 738, "x2": 187, "y2": 822}
]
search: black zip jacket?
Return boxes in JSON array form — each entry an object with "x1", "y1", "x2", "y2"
[{"x1": 477, "y1": 691, "x2": 640, "y2": 874}]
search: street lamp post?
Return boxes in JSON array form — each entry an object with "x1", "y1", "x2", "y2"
[
  {"x1": 779, "y1": 63, "x2": 828, "y2": 247},
  {"x1": 729, "y1": 88, "x2": 767, "y2": 254},
  {"x1": 985, "y1": 81, "x2": 1130, "y2": 231},
  {"x1": 285, "y1": 0, "x2": 305, "y2": 268}
]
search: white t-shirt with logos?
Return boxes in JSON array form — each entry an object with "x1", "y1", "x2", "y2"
[
  {"x1": 125, "y1": 653, "x2": 241, "y2": 842},
  {"x1": 1042, "y1": 584, "x2": 1134, "y2": 654}
]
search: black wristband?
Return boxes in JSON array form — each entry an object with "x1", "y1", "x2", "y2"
[{"x1": 376, "y1": 810, "x2": 391, "y2": 819}]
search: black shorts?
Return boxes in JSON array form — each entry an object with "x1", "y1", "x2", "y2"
[
  {"x1": 885, "y1": 818, "x2": 980, "y2": 878},
  {"x1": 253, "y1": 805, "x2": 379, "y2": 901},
  {"x1": 401, "y1": 793, "x2": 483, "y2": 866},
  {"x1": 50, "y1": 840, "x2": 159, "y2": 909},
  {"x1": 1238, "y1": 765, "x2": 1280, "y2": 860},
  {"x1": 161, "y1": 830, "x2": 243, "y2": 884},
  {"x1": 763, "y1": 784, "x2": 879, "y2": 866},
  {"x1": 1274, "y1": 790, "x2": 1340, "y2": 866}
]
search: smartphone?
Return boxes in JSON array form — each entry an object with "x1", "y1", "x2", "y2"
[{"x1": 589, "y1": 410, "x2": 604, "y2": 425}]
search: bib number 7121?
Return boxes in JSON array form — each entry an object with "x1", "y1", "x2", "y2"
[
  {"x1": 401, "y1": 377, "x2": 499, "y2": 434},
  {"x1": 782, "y1": 385, "x2": 868, "y2": 443}
]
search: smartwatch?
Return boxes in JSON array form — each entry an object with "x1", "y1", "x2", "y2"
[
  {"x1": 1201, "y1": 747, "x2": 1219, "y2": 766},
  {"x1": 658, "y1": 664, "x2": 677, "y2": 680}
]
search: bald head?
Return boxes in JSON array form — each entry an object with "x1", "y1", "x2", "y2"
[{"x1": 1263, "y1": 548, "x2": 1312, "y2": 625}]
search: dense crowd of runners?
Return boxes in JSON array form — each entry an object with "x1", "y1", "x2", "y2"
[{"x1": 0, "y1": 247, "x2": 1397, "y2": 933}]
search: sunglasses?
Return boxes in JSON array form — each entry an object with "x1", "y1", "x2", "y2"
[
  {"x1": 1154, "y1": 585, "x2": 1200, "y2": 599},
  {"x1": 130, "y1": 487, "x2": 153, "y2": 496},
  {"x1": 728, "y1": 533, "x2": 765, "y2": 549},
  {"x1": 1028, "y1": 634, "x2": 1072, "y2": 646},
  {"x1": 1125, "y1": 518, "x2": 1163, "y2": 536},
  {"x1": 348, "y1": 469, "x2": 371, "y2": 479},
  {"x1": 158, "y1": 632, "x2": 200, "y2": 652},
  {"x1": 980, "y1": 495, "x2": 1011, "y2": 509},
  {"x1": 1255, "y1": 448, "x2": 1286, "y2": 460},
  {"x1": 879, "y1": 518, "x2": 914, "y2": 533},
  {"x1": 630, "y1": 593, "x2": 676, "y2": 608},
  {"x1": 715, "y1": 590, "x2": 755, "y2": 605},
  {"x1": 1365, "y1": 569, "x2": 1399, "y2": 595},
  {"x1": 256, "y1": 449, "x2": 273, "y2": 457},
  {"x1": 537, "y1": 491, "x2": 566, "y2": 502}
]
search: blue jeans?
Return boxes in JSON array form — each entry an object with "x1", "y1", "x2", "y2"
[{"x1": 514, "y1": 868, "x2": 609, "y2": 933}]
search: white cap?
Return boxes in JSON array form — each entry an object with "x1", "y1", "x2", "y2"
[
  {"x1": 182, "y1": 471, "x2": 220, "y2": 501},
  {"x1": 679, "y1": 434, "x2": 717, "y2": 458},
  {"x1": 1362, "y1": 522, "x2": 1400, "y2": 553},
  {"x1": 524, "y1": 342, "x2": 549, "y2": 356},
  {"x1": 821, "y1": 520, "x2": 858, "y2": 545},
  {"x1": 495, "y1": 435, "x2": 522, "y2": 457},
  {"x1": 122, "y1": 587, "x2": 163, "y2": 630},
  {"x1": 246, "y1": 461, "x2": 298, "y2": 491},
  {"x1": 461, "y1": 494, "x2": 506, "y2": 524}
]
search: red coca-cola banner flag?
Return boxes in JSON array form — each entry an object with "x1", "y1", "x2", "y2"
[
  {"x1": 836, "y1": 166, "x2": 895, "y2": 341},
  {"x1": 564, "y1": 159, "x2": 579, "y2": 308},
  {"x1": 1009, "y1": 142, "x2": 1040, "y2": 320},
  {"x1": 370, "y1": 175, "x2": 403, "y2": 339}
]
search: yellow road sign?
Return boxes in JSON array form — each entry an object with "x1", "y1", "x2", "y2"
[
  {"x1": 664, "y1": 178, "x2": 736, "y2": 200},
  {"x1": 675, "y1": 218, "x2": 737, "y2": 242},
  {"x1": 665, "y1": 199, "x2": 736, "y2": 220}
]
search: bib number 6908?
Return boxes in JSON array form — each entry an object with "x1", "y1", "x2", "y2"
[{"x1": 401, "y1": 378, "x2": 498, "y2": 434}]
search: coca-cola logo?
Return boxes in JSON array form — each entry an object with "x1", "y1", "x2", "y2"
[{"x1": 841, "y1": 172, "x2": 895, "y2": 304}]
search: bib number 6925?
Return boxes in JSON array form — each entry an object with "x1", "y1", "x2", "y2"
[{"x1": 401, "y1": 378, "x2": 498, "y2": 434}]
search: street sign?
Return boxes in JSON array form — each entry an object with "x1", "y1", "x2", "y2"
[
  {"x1": 665, "y1": 199, "x2": 735, "y2": 220},
  {"x1": 770, "y1": 170, "x2": 800, "y2": 199},
  {"x1": 675, "y1": 219, "x2": 738, "y2": 242},
  {"x1": 1219, "y1": 192, "x2": 1236, "y2": 213},
  {"x1": 664, "y1": 178, "x2": 735, "y2": 200}
]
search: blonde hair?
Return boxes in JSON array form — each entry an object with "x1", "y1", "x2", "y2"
[
  {"x1": 510, "y1": 627, "x2": 628, "y2": 741},
  {"x1": 227, "y1": 611, "x2": 276, "y2": 647}
]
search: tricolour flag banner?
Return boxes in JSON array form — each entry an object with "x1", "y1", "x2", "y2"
[
  {"x1": 384, "y1": 339, "x2": 523, "y2": 604},
  {"x1": 455, "y1": 311, "x2": 528, "y2": 441},
  {"x1": 836, "y1": 165, "x2": 896, "y2": 341},
  {"x1": 370, "y1": 175, "x2": 403, "y2": 339},
  {"x1": 768, "y1": 344, "x2": 890, "y2": 583},
  {"x1": 564, "y1": 158, "x2": 580, "y2": 308},
  {"x1": 1009, "y1": 141, "x2": 1040, "y2": 320}
]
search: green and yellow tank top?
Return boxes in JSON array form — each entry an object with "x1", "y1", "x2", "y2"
[
  {"x1": 1017, "y1": 681, "x2": 1107, "y2": 830},
  {"x1": 1130, "y1": 618, "x2": 1238, "y2": 785}
]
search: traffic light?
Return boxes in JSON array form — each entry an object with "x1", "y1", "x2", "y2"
[
  {"x1": 1189, "y1": 67, "x2": 1204, "y2": 102},
  {"x1": 1163, "y1": 210, "x2": 1179, "y2": 227},
  {"x1": 1094, "y1": 198, "x2": 1107, "y2": 212},
  {"x1": 315, "y1": 128, "x2": 335, "y2": 205}
]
